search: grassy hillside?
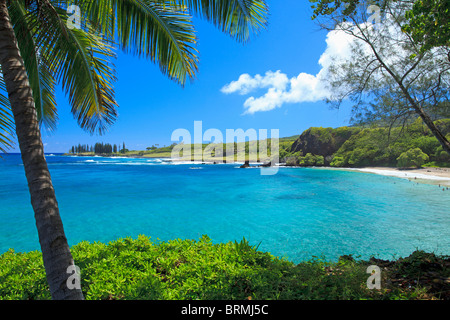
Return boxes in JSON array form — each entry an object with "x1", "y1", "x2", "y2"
[{"x1": 68, "y1": 137, "x2": 299, "y2": 163}]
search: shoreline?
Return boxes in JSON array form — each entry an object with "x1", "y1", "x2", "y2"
[
  {"x1": 62, "y1": 154, "x2": 450, "y2": 186},
  {"x1": 324, "y1": 166, "x2": 450, "y2": 187}
]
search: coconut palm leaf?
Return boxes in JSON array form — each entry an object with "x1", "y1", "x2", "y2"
[
  {"x1": 61, "y1": 0, "x2": 199, "y2": 85},
  {"x1": 161, "y1": 0, "x2": 269, "y2": 43},
  {"x1": 25, "y1": 0, "x2": 118, "y2": 135},
  {"x1": 8, "y1": 0, "x2": 58, "y2": 132},
  {"x1": 0, "y1": 69, "x2": 15, "y2": 153},
  {"x1": 3, "y1": 0, "x2": 267, "y2": 139}
]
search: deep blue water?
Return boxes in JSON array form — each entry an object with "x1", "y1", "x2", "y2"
[{"x1": 1, "y1": 154, "x2": 449, "y2": 263}]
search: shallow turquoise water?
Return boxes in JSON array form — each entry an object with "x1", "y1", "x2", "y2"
[{"x1": 1, "y1": 154, "x2": 449, "y2": 262}]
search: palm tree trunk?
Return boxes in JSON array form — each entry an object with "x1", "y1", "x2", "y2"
[{"x1": 0, "y1": 0, "x2": 83, "y2": 300}]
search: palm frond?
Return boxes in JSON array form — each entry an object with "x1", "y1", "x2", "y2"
[
  {"x1": 64, "y1": 0, "x2": 199, "y2": 85},
  {"x1": 162, "y1": 0, "x2": 269, "y2": 43},
  {"x1": 116, "y1": 0, "x2": 199, "y2": 84},
  {"x1": 9, "y1": 0, "x2": 58, "y2": 132},
  {"x1": 0, "y1": 70, "x2": 15, "y2": 153},
  {"x1": 28, "y1": 0, "x2": 118, "y2": 135},
  {"x1": 5, "y1": 0, "x2": 268, "y2": 139}
]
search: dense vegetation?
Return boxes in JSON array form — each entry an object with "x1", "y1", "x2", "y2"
[
  {"x1": 330, "y1": 119, "x2": 450, "y2": 168},
  {"x1": 284, "y1": 118, "x2": 450, "y2": 168},
  {"x1": 70, "y1": 142, "x2": 127, "y2": 155},
  {"x1": 1, "y1": 236, "x2": 448, "y2": 300}
]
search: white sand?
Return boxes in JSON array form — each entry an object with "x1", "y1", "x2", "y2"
[{"x1": 344, "y1": 167, "x2": 450, "y2": 186}]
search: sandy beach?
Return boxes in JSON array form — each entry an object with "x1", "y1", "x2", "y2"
[{"x1": 343, "y1": 167, "x2": 450, "y2": 187}]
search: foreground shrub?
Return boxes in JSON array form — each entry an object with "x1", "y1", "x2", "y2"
[{"x1": 0, "y1": 236, "x2": 448, "y2": 300}]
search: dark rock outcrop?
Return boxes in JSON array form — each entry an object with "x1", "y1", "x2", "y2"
[
  {"x1": 240, "y1": 160, "x2": 250, "y2": 168},
  {"x1": 260, "y1": 161, "x2": 273, "y2": 167},
  {"x1": 290, "y1": 127, "x2": 360, "y2": 164}
]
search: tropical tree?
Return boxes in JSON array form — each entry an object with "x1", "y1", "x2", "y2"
[
  {"x1": 310, "y1": 0, "x2": 450, "y2": 56},
  {"x1": 401, "y1": 0, "x2": 450, "y2": 54},
  {"x1": 309, "y1": 0, "x2": 450, "y2": 155},
  {"x1": 397, "y1": 147, "x2": 429, "y2": 168},
  {"x1": 0, "y1": 0, "x2": 268, "y2": 300}
]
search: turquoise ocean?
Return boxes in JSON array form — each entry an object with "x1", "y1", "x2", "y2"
[{"x1": 1, "y1": 154, "x2": 449, "y2": 263}]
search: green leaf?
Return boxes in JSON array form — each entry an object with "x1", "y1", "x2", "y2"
[
  {"x1": 0, "y1": 70, "x2": 15, "y2": 153},
  {"x1": 9, "y1": 0, "x2": 58, "y2": 132}
]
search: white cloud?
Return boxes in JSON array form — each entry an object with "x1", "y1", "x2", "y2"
[
  {"x1": 221, "y1": 25, "x2": 362, "y2": 114},
  {"x1": 222, "y1": 12, "x2": 426, "y2": 116},
  {"x1": 221, "y1": 70, "x2": 289, "y2": 96}
]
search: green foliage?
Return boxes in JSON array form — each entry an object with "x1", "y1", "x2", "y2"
[
  {"x1": 286, "y1": 126, "x2": 361, "y2": 166},
  {"x1": 0, "y1": 250, "x2": 51, "y2": 300},
  {"x1": 279, "y1": 137, "x2": 298, "y2": 160},
  {"x1": 94, "y1": 143, "x2": 113, "y2": 154},
  {"x1": 1, "y1": 236, "x2": 447, "y2": 300},
  {"x1": 435, "y1": 146, "x2": 450, "y2": 162},
  {"x1": 309, "y1": 127, "x2": 333, "y2": 144},
  {"x1": 305, "y1": 127, "x2": 360, "y2": 147},
  {"x1": 331, "y1": 128, "x2": 390, "y2": 167},
  {"x1": 309, "y1": 0, "x2": 450, "y2": 55},
  {"x1": 397, "y1": 148, "x2": 429, "y2": 168},
  {"x1": 0, "y1": 71, "x2": 15, "y2": 153},
  {"x1": 402, "y1": 0, "x2": 450, "y2": 53},
  {"x1": 330, "y1": 156, "x2": 346, "y2": 167},
  {"x1": 298, "y1": 153, "x2": 325, "y2": 166},
  {"x1": 330, "y1": 119, "x2": 450, "y2": 167},
  {"x1": 315, "y1": 155, "x2": 325, "y2": 166},
  {"x1": 299, "y1": 153, "x2": 316, "y2": 166},
  {"x1": 392, "y1": 250, "x2": 447, "y2": 279},
  {"x1": 309, "y1": 0, "x2": 366, "y2": 20}
]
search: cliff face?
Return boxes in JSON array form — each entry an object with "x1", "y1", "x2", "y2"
[{"x1": 290, "y1": 127, "x2": 361, "y2": 162}]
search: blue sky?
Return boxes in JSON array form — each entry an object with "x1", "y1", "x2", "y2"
[{"x1": 15, "y1": 0, "x2": 354, "y2": 153}]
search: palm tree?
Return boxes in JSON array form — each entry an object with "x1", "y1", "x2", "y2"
[{"x1": 0, "y1": 0, "x2": 268, "y2": 299}]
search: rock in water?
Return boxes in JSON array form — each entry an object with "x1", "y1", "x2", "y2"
[{"x1": 240, "y1": 161, "x2": 250, "y2": 168}]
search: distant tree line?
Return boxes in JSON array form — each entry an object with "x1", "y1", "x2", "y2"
[
  {"x1": 71, "y1": 144, "x2": 92, "y2": 154},
  {"x1": 70, "y1": 142, "x2": 127, "y2": 154},
  {"x1": 94, "y1": 143, "x2": 113, "y2": 154}
]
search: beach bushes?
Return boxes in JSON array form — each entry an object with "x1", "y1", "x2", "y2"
[
  {"x1": 397, "y1": 148, "x2": 429, "y2": 168},
  {"x1": 298, "y1": 153, "x2": 325, "y2": 166},
  {"x1": 284, "y1": 118, "x2": 450, "y2": 168},
  {"x1": 328, "y1": 118, "x2": 450, "y2": 167},
  {"x1": 0, "y1": 236, "x2": 448, "y2": 300}
]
